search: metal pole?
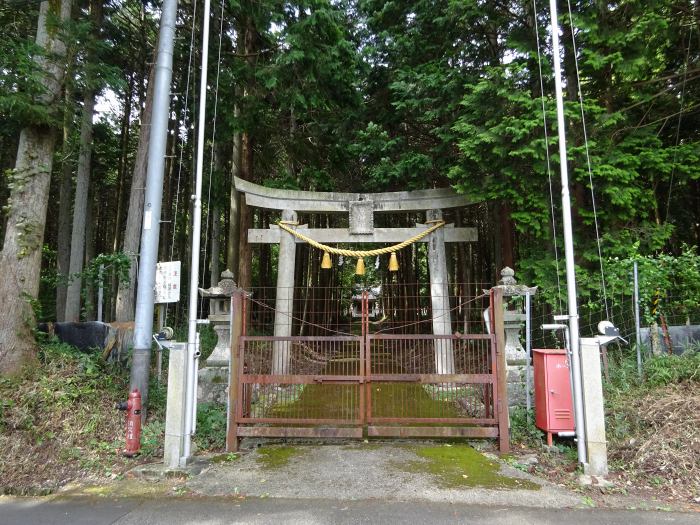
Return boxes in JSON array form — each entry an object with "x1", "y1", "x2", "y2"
[
  {"x1": 633, "y1": 261, "x2": 642, "y2": 377},
  {"x1": 131, "y1": 0, "x2": 179, "y2": 414},
  {"x1": 548, "y1": 0, "x2": 586, "y2": 465},
  {"x1": 183, "y1": 0, "x2": 212, "y2": 460},
  {"x1": 525, "y1": 292, "x2": 532, "y2": 417}
]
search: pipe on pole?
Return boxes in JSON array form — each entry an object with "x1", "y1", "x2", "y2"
[
  {"x1": 548, "y1": 0, "x2": 587, "y2": 465},
  {"x1": 183, "y1": 0, "x2": 212, "y2": 460},
  {"x1": 130, "y1": 0, "x2": 179, "y2": 414},
  {"x1": 525, "y1": 291, "x2": 532, "y2": 417}
]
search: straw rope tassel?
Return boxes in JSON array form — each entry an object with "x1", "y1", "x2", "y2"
[
  {"x1": 321, "y1": 251, "x2": 332, "y2": 269},
  {"x1": 355, "y1": 257, "x2": 365, "y2": 276},
  {"x1": 388, "y1": 252, "x2": 399, "y2": 272}
]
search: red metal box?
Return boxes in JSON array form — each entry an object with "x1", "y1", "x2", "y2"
[{"x1": 533, "y1": 349, "x2": 574, "y2": 445}]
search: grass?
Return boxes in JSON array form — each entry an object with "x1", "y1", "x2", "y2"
[{"x1": 395, "y1": 444, "x2": 540, "y2": 490}]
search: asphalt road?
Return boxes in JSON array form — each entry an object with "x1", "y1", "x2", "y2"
[{"x1": 0, "y1": 496, "x2": 696, "y2": 525}]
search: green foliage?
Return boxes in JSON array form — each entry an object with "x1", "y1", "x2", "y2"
[
  {"x1": 194, "y1": 402, "x2": 227, "y2": 452},
  {"x1": 607, "y1": 245, "x2": 700, "y2": 322},
  {"x1": 642, "y1": 352, "x2": 700, "y2": 387},
  {"x1": 606, "y1": 347, "x2": 700, "y2": 395},
  {"x1": 196, "y1": 325, "x2": 218, "y2": 363},
  {"x1": 0, "y1": 4, "x2": 57, "y2": 130}
]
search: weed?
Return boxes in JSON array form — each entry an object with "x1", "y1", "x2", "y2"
[
  {"x1": 509, "y1": 407, "x2": 543, "y2": 447},
  {"x1": 211, "y1": 452, "x2": 239, "y2": 464},
  {"x1": 501, "y1": 455, "x2": 529, "y2": 473},
  {"x1": 141, "y1": 422, "x2": 165, "y2": 458},
  {"x1": 581, "y1": 495, "x2": 596, "y2": 507}
]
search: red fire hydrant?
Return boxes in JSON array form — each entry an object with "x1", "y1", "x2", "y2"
[{"x1": 120, "y1": 389, "x2": 142, "y2": 457}]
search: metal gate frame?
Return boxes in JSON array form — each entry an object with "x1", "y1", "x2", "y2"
[{"x1": 227, "y1": 287, "x2": 509, "y2": 452}]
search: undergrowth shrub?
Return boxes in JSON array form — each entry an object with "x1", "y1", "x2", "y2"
[
  {"x1": 0, "y1": 338, "x2": 166, "y2": 492},
  {"x1": 194, "y1": 402, "x2": 227, "y2": 451},
  {"x1": 605, "y1": 348, "x2": 700, "y2": 496},
  {"x1": 642, "y1": 352, "x2": 700, "y2": 386}
]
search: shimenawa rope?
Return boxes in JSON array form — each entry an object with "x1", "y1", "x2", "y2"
[{"x1": 276, "y1": 220, "x2": 446, "y2": 257}]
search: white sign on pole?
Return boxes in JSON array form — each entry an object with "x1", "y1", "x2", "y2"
[{"x1": 155, "y1": 261, "x2": 181, "y2": 303}]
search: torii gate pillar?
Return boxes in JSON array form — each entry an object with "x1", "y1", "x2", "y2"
[
  {"x1": 427, "y1": 209, "x2": 455, "y2": 374},
  {"x1": 272, "y1": 209, "x2": 297, "y2": 374}
]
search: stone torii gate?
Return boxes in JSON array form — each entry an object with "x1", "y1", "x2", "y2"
[{"x1": 235, "y1": 177, "x2": 478, "y2": 375}]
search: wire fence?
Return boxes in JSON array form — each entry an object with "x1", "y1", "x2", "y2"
[
  {"x1": 242, "y1": 283, "x2": 493, "y2": 337},
  {"x1": 528, "y1": 289, "x2": 700, "y2": 355}
]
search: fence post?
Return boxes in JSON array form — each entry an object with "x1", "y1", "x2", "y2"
[
  {"x1": 633, "y1": 261, "x2": 642, "y2": 377},
  {"x1": 492, "y1": 287, "x2": 510, "y2": 453},
  {"x1": 226, "y1": 289, "x2": 244, "y2": 452}
]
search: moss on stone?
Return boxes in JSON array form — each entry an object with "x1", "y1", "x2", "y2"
[
  {"x1": 395, "y1": 444, "x2": 541, "y2": 490},
  {"x1": 256, "y1": 446, "x2": 305, "y2": 469}
]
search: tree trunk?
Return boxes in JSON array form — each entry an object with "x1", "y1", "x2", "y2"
[
  {"x1": 236, "y1": 133, "x2": 253, "y2": 290},
  {"x1": 65, "y1": 0, "x2": 101, "y2": 322},
  {"x1": 210, "y1": 205, "x2": 221, "y2": 286},
  {"x1": 64, "y1": 90, "x2": 96, "y2": 321},
  {"x1": 0, "y1": 0, "x2": 72, "y2": 375},
  {"x1": 115, "y1": 63, "x2": 156, "y2": 322},
  {"x1": 208, "y1": 143, "x2": 224, "y2": 285},
  {"x1": 113, "y1": 73, "x2": 134, "y2": 254},
  {"x1": 159, "y1": 130, "x2": 176, "y2": 261},
  {"x1": 83, "y1": 186, "x2": 96, "y2": 320},
  {"x1": 56, "y1": 88, "x2": 74, "y2": 322},
  {"x1": 226, "y1": 117, "x2": 241, "y2": 277}
]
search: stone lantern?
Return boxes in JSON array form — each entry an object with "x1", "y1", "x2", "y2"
[
  {"x1": 197, "y1": 269, "x2": 236, "y2": 403},
  {"x1": 493, "y1": 267, "x2": 537, "y2": 407}
]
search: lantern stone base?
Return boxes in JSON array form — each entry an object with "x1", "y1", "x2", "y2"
[
  {"x1": 507, "y1": 362, "x2": 529, "y2": 408},
  {"x1": 197, "y1": 366, "x2": 228, "y2": 405}
]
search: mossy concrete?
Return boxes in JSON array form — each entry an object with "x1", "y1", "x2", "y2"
[
  {"x1": 395, "y1": 444, "x2": 540, "y2": 490},
  {"x1": 186, "y1": 443, "x2": 580, "y2": 508},
  {"x1": 256, "y1": 446, "x2": 306, "y2": 469}
]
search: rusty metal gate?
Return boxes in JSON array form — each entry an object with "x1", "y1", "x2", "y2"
[{"x1": 226, "y1": 287, "x2": 508, "y2": 452}]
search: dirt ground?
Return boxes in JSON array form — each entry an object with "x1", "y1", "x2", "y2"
[{"x1": 506, "y1": 442, "x2": 700, "y2": 512}]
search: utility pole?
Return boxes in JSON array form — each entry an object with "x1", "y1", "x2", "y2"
[
  {"x1": 130, "y1": 0, "x2": 179, "y2": 414},
  {"x1": 548, "y1": 0, "x2": 587, "y2": 465}
]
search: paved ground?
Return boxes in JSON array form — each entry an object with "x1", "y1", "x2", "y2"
[
  {"x1": 185, "y1": 442, "x2": 580, "y2": 508},
  {"x1": 4, "y1": 442, "x2": 697, "y2": 524},
  {"x1": 1, "y1": 496, "x2": 697, "y2": 525}
]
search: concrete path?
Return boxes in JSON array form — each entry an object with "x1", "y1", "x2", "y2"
[
  {"x1": 186, "y1": 442, "x2": 579, "y2": 507},
  {"x1": 1, "y1": 496, "x2": 697, "y2": 525}
]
